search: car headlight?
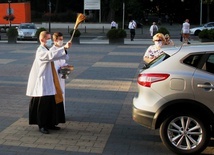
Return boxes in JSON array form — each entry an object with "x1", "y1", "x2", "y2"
[
  {"x1": 18, "y1": 30, "x2": 24, "y2": 35},
  {"x1": 32, "y1": 31, "x2": 36, "y2": 36}
]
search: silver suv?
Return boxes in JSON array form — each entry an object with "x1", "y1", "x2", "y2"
[{"x1": 132, "y1": 45, "x2": 214, "y2": 155}]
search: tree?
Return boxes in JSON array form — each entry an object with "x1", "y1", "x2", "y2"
[{"x1": 203, "y1": 0, "x2": 214, "y2": 22}]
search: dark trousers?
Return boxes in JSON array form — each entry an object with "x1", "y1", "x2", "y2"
[
  {"x1": 130, "y1": 29, "x2": 135, "y2": 41},
  {"x1": 29, "y1": 96, "x2": 57, "y2": 128}
]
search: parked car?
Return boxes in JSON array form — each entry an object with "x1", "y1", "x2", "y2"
[
  {"x1": 190, "y1": 22, "x2": 214, "y2": 36},
  {"x1": 132, "y1": 45, "x2": 214, "y2": 155},
  {"x1": 17, "y1": 23, "x2": 37, "y2": 40}
]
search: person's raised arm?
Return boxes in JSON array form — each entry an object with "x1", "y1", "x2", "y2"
[{"x1": 64, "y1": 41, "x2": 72, "y2": 50}]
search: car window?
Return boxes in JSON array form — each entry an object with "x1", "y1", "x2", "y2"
[
  {"x1": 29, "y1": 25, "x2": 36, "y2": 29},
  {"x1": 202, "y1": 54, "x2": 214, "y2": 74},
  {"x1": 143, "y1": 53, "x2": 170, "y2": 69},
  {"x1": 183, "y1": 54, "x2": 203, "y2": 67},
  {"x1": 207, "y1": 23, "x2": 212, "y2": 27},
  {"x1": 20, "y1": 25, "x2": 26, "y2": 29},
  {"x1": 20, "y1": 24, "x2": 35, "y2": 29}
]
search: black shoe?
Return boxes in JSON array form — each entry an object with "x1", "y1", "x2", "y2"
[
  {"x1": 187, "y1": 41, "x2": 191, "y2": 44},
  {"x1": 48, "y1": 126, "x2": 61, "y2": 130},
  {"x1": 39, "y1": 127, "x2": 49, "y2": 134}
]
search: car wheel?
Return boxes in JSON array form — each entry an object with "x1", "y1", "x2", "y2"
[
  {"x1": 194, "y1": 30, "x2": 201, "y2": 36},
  {"x1": 160, "y1": 113, "x2": 210, "y2": 155}
]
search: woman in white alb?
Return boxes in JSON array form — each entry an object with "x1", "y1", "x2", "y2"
[{"x1": 50, "y1": 32, "x2": 71, "y2": 115}]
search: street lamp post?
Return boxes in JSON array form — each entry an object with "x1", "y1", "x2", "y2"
[
  {"x1": 181, "y1": 0, "x2": 202, "y2": 25},
  {"x1": 200, "y1": 0, "x2": 202, "y2": 25},
  {"x1": 8, "y1": 0, "x2": 11, "y2": 27},
  {"x1": 48, "y1": 0, "x2": 51, "y2": 32},
  {"x1": 122, "y1": 1, "x2": 125, "y2": 29}
]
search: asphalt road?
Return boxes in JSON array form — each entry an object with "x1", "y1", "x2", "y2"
[{"x1": 0, "y1": 41, "x2": 213, "y2": 155}]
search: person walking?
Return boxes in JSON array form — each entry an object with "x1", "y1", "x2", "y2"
[
  {"x1": 110, "y1": 20, "x2": 117, "y2": 29},
  {"x1": 26, "y1": 31, "x2": 71, "y2": 134},
  {"x1": 150, "y1": 22, "x2": 158, "y2": 37},
  {"x1": 128, "y1": 19, "x2": 137, "y2": 41},
  {"x1": 182, "y1": 19, "x2": 190, "y2": 44}
]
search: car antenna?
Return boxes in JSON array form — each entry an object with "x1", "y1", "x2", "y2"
[{"x1": 171, "y1": 43, "x2": 184, "y2": 57}]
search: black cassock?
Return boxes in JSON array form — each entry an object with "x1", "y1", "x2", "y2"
[{"x1": 29, "y1": 95, "x2": 65, "y2": 128}]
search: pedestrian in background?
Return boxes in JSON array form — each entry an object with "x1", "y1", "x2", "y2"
[
  {"x1": 150, "y1": 22, "x2": 158, "y2": 37},
  {"x1": 26, "y1": 31, "x2": 71, "y2": 134},
  {"x1": 128, "y1": 19, "x2": 137, "y2": 41},
  {"x1": 164, "y1": 34, "x2": 174, "y2": 46},
  {"x1": 182, "y1": 19, "x2": 190, "y2": 44},
  {"x1": 111, "y1": 20, "x2": 117, "y2": 29}
]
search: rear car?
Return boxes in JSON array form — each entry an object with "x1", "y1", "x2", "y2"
[
  {"x1": 190, "y1": 22, "x2": 214, "y2": 36},
  {"x1": 132, "y1": 45, "x2": 214, "y2": 154},
  {"x1": 17, "y1": 23, "x2": 37, "y2": 40}
]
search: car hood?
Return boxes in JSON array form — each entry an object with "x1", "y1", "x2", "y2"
[
  {"x1": 18, "y1": 29, "x2": 36, "y2": 32},
  {"x1": 190, "y1": 26, "x2": 204, "y2": 31}
]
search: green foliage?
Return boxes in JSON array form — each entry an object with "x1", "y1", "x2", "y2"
[
  {"x1": 36, "y1": 27, "x2": 47, "y2": 39},
  {"x1": 3, "y1": 14, "x2": 15, "y2": 21},
  {"x1": 6, "y1": 27, "x2": 18, "y2": 37},
  {"x1": 198, "y1": 29, "x2": 214, "y2": 40},
  {"x1": 69, "y1": 29, "x2": 81, "y2": 37},
  {"x1": 106, "y1": 28, "x2": 127, "y2": 39},
  {"x1": 157, "y1": 27, "x2": 170, "y2": 35}
]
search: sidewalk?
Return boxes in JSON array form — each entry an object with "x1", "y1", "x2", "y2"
[
  {"x1": 0, "y1": 23, "x2": 201, "y2": 45},
  {"x1": 0, "y1": 38, "x2": 201, "y2": 46}
]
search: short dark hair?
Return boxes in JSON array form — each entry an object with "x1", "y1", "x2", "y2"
[{"x1": 52, "y1": 32, "x2": 63, "y2": 41}]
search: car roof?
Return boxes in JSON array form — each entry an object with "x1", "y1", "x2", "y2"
[
  {"x1": 20, "y1": 23, "x2": 35, "y2": 26},
  {"x1": 190, "y1": 22, "x2": 214, "y2": 29},
  {"x1": 161, "y1": 44, "x2": 214, "y2": 56},
  {"x1": 204, "y1": 22, "x2": 214, "y2": 24}
]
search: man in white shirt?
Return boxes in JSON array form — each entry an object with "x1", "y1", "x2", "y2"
[
  {"x1": 128, "y1": 19, "x2": 137, "y2": 41},
  {"x1": 111, "y1": 21, "x2": 117, "y2": 29},
  {"x1": 150, "y1": 22, "x2": 158, "y2": 37}
]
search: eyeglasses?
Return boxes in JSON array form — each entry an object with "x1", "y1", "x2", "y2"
[
  {"x1": 155, "y1": 40, "x2": 162, "y2": 42},
  {"x1": 165, "y1": 38, "x2": 169, "y2": 39}
]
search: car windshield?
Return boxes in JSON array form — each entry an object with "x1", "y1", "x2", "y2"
[
  {"x1": 143, "y1": 53, "x2": 170, "y2": 69},
  {"x1": 20, "y1": 24, "x2": 36, "y2": 29},
  {"x1": 203, "y1": 23, "x2": 214, "y2": 27}
]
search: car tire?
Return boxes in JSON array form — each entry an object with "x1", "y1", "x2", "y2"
[
  {"x1": 160, "y1": 113, "x2": 211, "y2": 155},
  {"x1": 194, "y1": 30, "x2": 201, "y2": 36}
]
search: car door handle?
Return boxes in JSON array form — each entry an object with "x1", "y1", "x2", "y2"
[{"x1": 197, "y1": 83, "x2": 214, "y2": 91}]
